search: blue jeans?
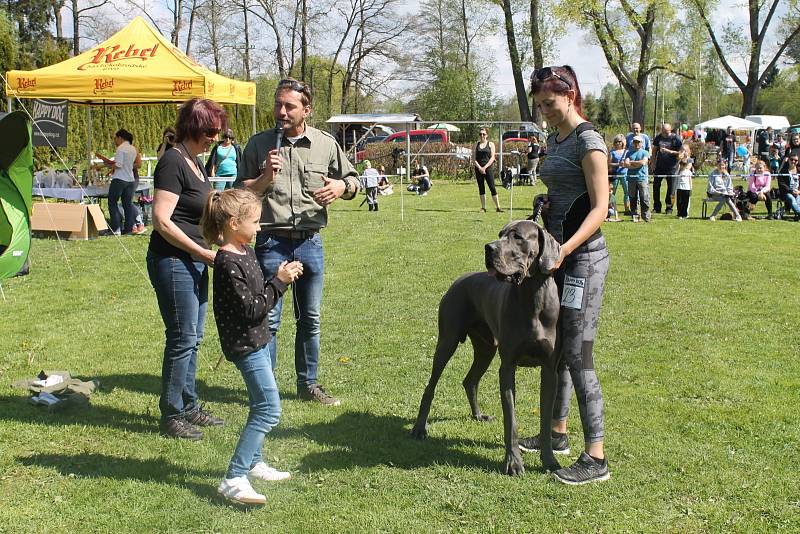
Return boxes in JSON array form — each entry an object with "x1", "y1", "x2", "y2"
[
  {"x1": 255, "y1": 232, "x2": 324, "y2": 389},
  {"x1": 226, "y1": 345, "x2": 281, "y2": 478},
  {"x1": 611, "y1": 174, "x2": 629, "y2": 208},
  {"x1": 146, "y1": 251, "x2": 208, "y2": 422},
  {"x1": 108, "y1": 179, "x2": 137, "y2": 233},
  {"x1": 783, "y1": 193, "x2": 800, "y2": 214}
]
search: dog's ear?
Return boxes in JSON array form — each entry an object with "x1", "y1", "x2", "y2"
[{"x1": 536, "y1": 224, "x2": 561, "y2": 274}]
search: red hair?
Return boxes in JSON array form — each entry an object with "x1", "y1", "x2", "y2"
[
  {"x1": 530, "y1": 65, "x2": 584, "y2": 117},
  {"x1": 175, "y1": 98, "x2": 228, "y2": 143}
]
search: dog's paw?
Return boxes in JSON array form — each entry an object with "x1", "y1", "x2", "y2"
[
  {"x1": 472, "y1": 413, "x2": 495, "y2": 422},
  {"x1": 541, "y1": 456, "x2": 561, "y2": 473},
  {"x1": 410, "y1": 425, "x2": 429, "y2": 440},
  {"x1": 504, "y1": 451, "x2": 525, "y2": 476}
]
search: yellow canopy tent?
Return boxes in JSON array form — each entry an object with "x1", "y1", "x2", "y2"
[
  {"x1": 5, "y1": 16, "x2": 255, "y2": 106},
  {"x1": 4, "y1": 16, "x2": 257, "y2": 166}
]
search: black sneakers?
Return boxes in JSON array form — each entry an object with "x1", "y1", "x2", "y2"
[
  {"x1": 552, "y1": 452, "x2": 610, "y2": 485},
  {"x1": 518, "y1": 432, "x2": 571, "y2": 455},
  {"x1": 186, "y1": 406, "x2": 225, "y2": 427},
  {"x1": 160, "y1": 418, "x2": 203, "y2": 441},
  {"x1": 298, "y1": 384, "x2": 341, "y2": 406}
]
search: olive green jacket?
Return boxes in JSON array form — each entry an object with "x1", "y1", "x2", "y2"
[{"x1": 236, "y1": 125, "x2": 359, "y2": 232}]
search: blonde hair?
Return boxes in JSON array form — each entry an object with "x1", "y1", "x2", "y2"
[{"x1": 201, "y1": 188, "x2": 261, "y2": 246}]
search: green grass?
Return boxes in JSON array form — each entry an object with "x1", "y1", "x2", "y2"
[{"x1": 1, "y1": 181, "x2": 799, "y2": 533}]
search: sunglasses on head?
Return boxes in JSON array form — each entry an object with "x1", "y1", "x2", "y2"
[
  {"x1": 531, "y1": 67, "x2": 572, "y2": 90},
  {"x1": 278, "y1": 78, "x2": 308, "y2": 92}
]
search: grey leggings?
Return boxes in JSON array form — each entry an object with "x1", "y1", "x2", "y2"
[{"x1": 553, "y1": 236, "x2": 609, "y2": 443}]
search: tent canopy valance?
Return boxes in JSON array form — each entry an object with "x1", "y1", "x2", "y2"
[{"x1": 4, "y1": 17, "x2": 255, "y2": 105}]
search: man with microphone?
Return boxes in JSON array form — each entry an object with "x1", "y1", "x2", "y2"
[{"x1": 236, "y1": 78, "x2": 359, "y2": 406}]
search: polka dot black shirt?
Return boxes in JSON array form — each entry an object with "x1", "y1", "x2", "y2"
[{"x1": 213, "y1": 246, "x2": 288, "y2": 361}]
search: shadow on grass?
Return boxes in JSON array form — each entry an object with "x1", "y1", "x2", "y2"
[
  {"x1": 18, "y1": 452, "x2": 224, "y2": 504},
  {"x1": 288, "y1": 410, "x2": 504, "y2": 474},
  {"x1": 96, "y1": 373, "x2": 247, "y2": 405},
  {"x1": 0, "y1": 394, "x2": 155, "y2": 434}
]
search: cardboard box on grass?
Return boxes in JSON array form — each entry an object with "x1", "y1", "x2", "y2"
[{"x1": 31, "y1": 202, "x2": 109, "y2": 240}]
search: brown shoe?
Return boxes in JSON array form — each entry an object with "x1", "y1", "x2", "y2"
[{"x1": 298, "y1": 384, "x2": 341, "y2": 406}]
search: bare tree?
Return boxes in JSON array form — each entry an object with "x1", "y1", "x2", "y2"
[
  {"x1": 68, "y1": 0, "x2": 110, "y2": 55},
  {"x1": 498, "y1": 0, "x2": 531, "y2": 121},
  {"x1": 689, "y1": 0, "x2": 800, "y2": 115},
  {"x1": 249, "y1": 0, "x2": 289, "y2": 76}
]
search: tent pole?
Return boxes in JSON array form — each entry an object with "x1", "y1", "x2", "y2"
[
  {"x1": 87, "y1": 105, "x2": 93, "y2": 181},
  {"x1": 6, "y1": 97, "x2": 11, "y2": 112},
  {"x1": 251, "y1": 104, "x2": 257, "y2": 135}
]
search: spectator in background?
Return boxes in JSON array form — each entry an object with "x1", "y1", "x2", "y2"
[
  {"x1": 675, "y1": 150, "x2": 693, "y2": 219},
  {"x1": 377, "y1": 165, "x2": 393, "y2": 195},
  {"x1": 746, "y1": 160, "x2": 773, "y2": 218},
  {"x1": 777, "y1": 155, "x2": 800, "y2": 220},
  {"x1": 626, "y1": 122, "x2": 650, "y2": 153},
  {"x1": 721, "y1": 126, "x2": 736, "y2": 171},
  {"x1": 736, "y1": 141, "x2": 751, "y2": 176},
  {"x1": 774, "y1": 133, "x2": 787, "y2": 158},
  {"x1": 361, "y1": 159, "x2": 380, "y2": 211},
  {"x1": 625, "y1": 136, "x2": 651, "y2": 223},
  {"x1": 608, "y1": 134, "x2": 630, "y2": 216},
  {"x1": 651, "y1": 123, "x2": 683, "y2": 214},
  {"x1": 95, "y1": 128, "x2": 139, "y2": 235},
  {"x1": 780, "y1": 133, "x2": 800, "y2": 174},
  {"x1": 757, "y1": 127, "x2": 773, "y2": 164},
  {"x1": 706, "y1": 158, "x2": 741, "y2": 221},
  {"x1": 156, "y1": 126, "x2": 176, "y2": 160},
  {"x1": 769, "y1": 145, "x2": 782, "y2": 175},
  {"x1": 410, "y1": 159, "x2": 432, "y2": 196},
  {"x1": 473, "y1": 127, "x2": 502, "y2": 212},
  {"x1": 527, "y1": 135, "x2": 541, "y2": 184},
  {"x1": 205, "y1": 129, "x2": 242, "y2": 191}
]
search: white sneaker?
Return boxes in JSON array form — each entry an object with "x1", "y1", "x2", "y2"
[
  {"x1": 218, "y1": 476, "x2": 266, "y2": 505},
  {"x1": 708, "y1": 216, "x2": 715, "y2": 221},
  {"x1": 248, "y1": 462, "x2": 291, "y2": 482}
]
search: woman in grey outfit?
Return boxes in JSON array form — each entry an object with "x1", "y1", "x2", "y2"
[{"x1": 518, "y1": 65, "x2": 611, "y2": 485}]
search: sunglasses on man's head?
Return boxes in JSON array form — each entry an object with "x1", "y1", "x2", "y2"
[
  {"x1": 531, "y1": 67, "x2": 572, "y2": 90},
  {"x1": 278, "y1": 79, "x2": 308, "y2": 92}
]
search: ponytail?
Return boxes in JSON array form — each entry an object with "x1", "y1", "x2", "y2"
[{"x1": 200, "y1": 188, "x2": 261, "y2": 246}]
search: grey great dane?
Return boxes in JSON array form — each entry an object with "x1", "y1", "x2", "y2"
[{"x1": 410, "y1": 220, "x2": 562, "y2": 475}]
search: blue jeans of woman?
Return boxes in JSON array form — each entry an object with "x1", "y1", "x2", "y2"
[
  {"x1": 783, "y1": 193, "x2": 800, "y2": 214},
  {"x1": 611, "y1": 174, "x2": 629, "y2": 209},
  {"x1": 255, "y1": 232, "x2": 324, "y2": 389},
  {"x1": 226, "y1": 345, "x2": 281, "y2": 478},
  {"x1": 146, "y1": 251, "x2": 208, "y2": 422},
  {"x1": 108, "y1": 178, "x2": 137, "y2": 233}
]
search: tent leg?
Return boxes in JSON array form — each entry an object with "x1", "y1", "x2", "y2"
[
  {"x1": 252, "y1": 105, "x2": 257, "y2": 135},
  {"x1": 87, "y1": 105, "x2": 93, "y2": 182},
  {"x1": 6, "y1": 97, "x2": 11, "y2": 112}
]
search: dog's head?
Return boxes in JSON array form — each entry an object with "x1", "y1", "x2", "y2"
[{"x1": 485, "y1": 220, "x2": 560, "y2": 284}]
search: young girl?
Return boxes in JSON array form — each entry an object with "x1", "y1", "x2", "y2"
[
  {"x1": 746, "y1": 160, "x2": 773, "y2": 218},
  {"x1": 676, "y1": 152, "x2": 693, "y2": 219},
  {"x1": 201, "y1": 188, "x2": 303, "y2": 505}
]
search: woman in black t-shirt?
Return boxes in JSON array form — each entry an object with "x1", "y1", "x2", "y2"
[{"x1": 146, "y1": 98, "x2": 228, "y2": 441}]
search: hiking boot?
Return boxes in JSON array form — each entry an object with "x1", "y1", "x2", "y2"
[
  {"x1": 186, "y1": 406, "x2": 225, "y2": 427},
  {"x1": 552, "y1": 452, "x2": 610, "y2": 485},
  {"x1": 218, "y1": 476, "x2": 266, "y2": 505},
  {"x1": 248, "y1": 462, "x2": 291, "y2": 482},
  {"x1": 518, "y1": 432, "x2": 570, "y2": 455},
  {"x1": 160, "y1": 418, "x2": 203, "y2": 441},
  {"x1": 298, "y1": 384, "x2": 341, "y2": 406}
]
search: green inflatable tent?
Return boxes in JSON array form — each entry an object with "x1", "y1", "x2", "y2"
[{"x1": 0, "y1": 111, "x2": 33, "y2": 280}]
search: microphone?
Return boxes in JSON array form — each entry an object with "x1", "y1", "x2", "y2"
[{"x1": 274, "y1": 122, "x2": 284, "y2": 152}]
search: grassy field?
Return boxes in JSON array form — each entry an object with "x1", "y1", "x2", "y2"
[{"x1": 1, "y1": 180, "x2": 799, "y2": 533}]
